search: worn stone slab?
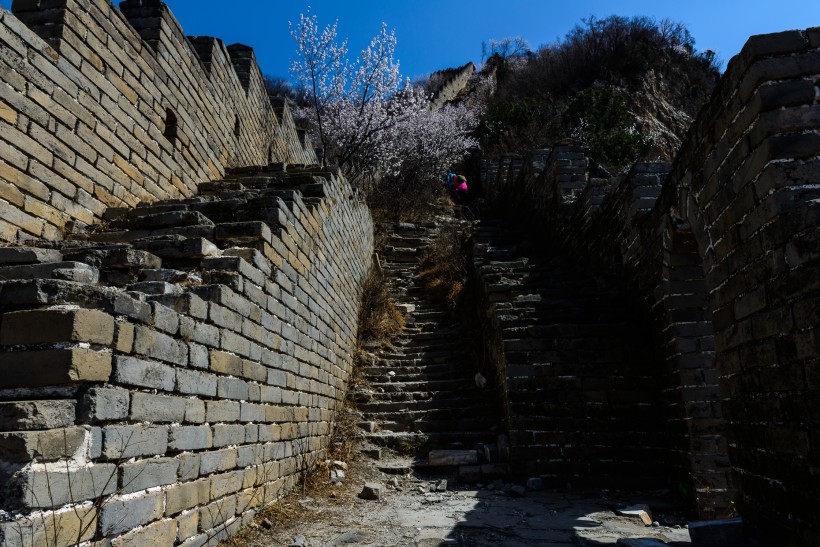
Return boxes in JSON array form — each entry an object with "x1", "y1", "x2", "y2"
[
  {"x1": 0, "y1": 504, "x2": 97, "y2": 546},
  {"x1": 0, "y1": 427, "x2": 87, "y2": 462},
  {"x1": 0, "y1": 348, "x2": 112, "y2": 388},
  {"x1": 0, "y1": 399, "x2": 75, "y2": 430},
  {"x1": 63, "y1": 247, "x2": 162, "y2": 270},
  {"x1": 427, "y1": 449, "x2": 478, "y2": 466},
  {"x1": 132, "y1": 237, "x2": 220, "y2": 260},
  {"x1": 616, "y1": 504, "x2": 653, "y2": 526},
  {"x1": 0, "y1": 247, "x2": 63, "y2": 266},
  {"x1": 0, "y1": 307, "x2": 115, "y2": 346},
  {"x1": 16, "y1": 462, "x2": 118, "y2": 508},
  {"x1": 99, "y1": 491, "x2": 164, "y2": 536},
  {"x1": 119, "y1": 457, "x2": 180, "y2": 494},
  {"x1": 0, "y1": 262, "x2": 99, "y2": 283}
]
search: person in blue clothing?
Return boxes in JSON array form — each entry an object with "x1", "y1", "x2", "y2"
[{"x1": 445, "y1": 172, "x2": 456, "y2": 192}]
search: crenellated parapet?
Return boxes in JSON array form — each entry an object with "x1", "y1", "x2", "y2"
[{"x1": 0, "y1": 0, "x2": 316, "y2": 243}]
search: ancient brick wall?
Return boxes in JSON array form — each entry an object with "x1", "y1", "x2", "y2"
[
  {"x1": 0, "y1": 167, "x2": 373, "y2": 546},
  {"x1": 479, "y1": 27, "x2": 820, "y2": 542},
  {"x1": 429, "y1": 62, "x2": 475, "y2": 111},
  {"x1": 0, "y1": 0, "x2": 316, "y2": 244}
]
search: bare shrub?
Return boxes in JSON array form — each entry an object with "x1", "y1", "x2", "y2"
[
  {"x1": 416, "y1": 222, "x2": 471, "y2": 313},
  {"x1": 356, "y1": 265, "x2": 405, "y2": 344}
]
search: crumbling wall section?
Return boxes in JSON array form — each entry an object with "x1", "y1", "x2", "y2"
[
  {"x1": 0, "y1": 0, "x2": 316, "y2": 243},
  {"x1": 479, "y1": 27, "x2": 820, "y2": 539},
  {"x1": 429, "y1": 62, "x2": 475, "y2": 111},
  {"x1": 0, "y1": 168, "x2": 373, "y2": 546}
]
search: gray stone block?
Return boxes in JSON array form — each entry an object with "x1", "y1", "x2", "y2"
[
  {"x1": 177, "y1": 368, "x2": 217, "y2": 397},
  {"x1": 166, "y1": 478, "x2": 210, "y2": 516},
  {"x1": 109, "y1": 518, "x2": 178, "y2": 547},
  {"x1": 178, "y1": 452, "x2": 201, "y2": 481},
  {"x1": 205, "y1": 400, "x2": 240, "y2": 423},
  {"x1": 17, "y1": 462, "x2": 117, "y2": 508},
  {"x1": 239, "y1": 402, "x2": 265, "y2": 423},
  {"x1": 170, "y1": 425, "x2": 212, "y2": 451},
  {"x1": 130, "y1": 392, "x2": 187, "y2": 422},
  {"x1": 212, "y1": 424, "x2": 246, "y2": 447},
  {"x1": 0, "y1": 400, "x2": 76, "y2": 430},
  {"x1": 149, "y1": 301, "x2": 180, "y2": 334},
  {"x1": 0, "y1": 427, "x2": 87, "y2": 462},
  {"x1": 119, "y1": 457, "x2": 180, "y2": 493},
  {"x1": 184, "y1": 399, "x2": 206, "y2": 424},
  {"x1": 99, "y1": 491, "x2": 164, "y2": 536},
  {"x1": 113, "y1": 355, "x2": 175, "y2": 391},
  {"x1": 188, "y1": 342, "x2": 210, "y2": 368},
  {"x1": 0, "y1": 247, "x2": 63, "y2": 266},
  {"x1": 180, "y1": 317, "x2": 220, "y2": 348},
  {"x1": 199, "y1": 448, "x2": 238, "y2": 475},
  {"x1": 103, "y1": 424, "x2": 168, "y2": 459},
  {"x1": 133, "y1": 325, "x2": 188, "y2": 365},
  {"x1": 79, "y1": 387, "x2": 130, "y2": 422},
  {"x1": 217, "y1": 377, "x2": 250, "y2": 400}
]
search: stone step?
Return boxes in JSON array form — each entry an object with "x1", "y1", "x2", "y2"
[
  {"x1": 364, "y1": 431, "x2": 498, "y2": 451},
  {"x1": 368, "y1": 378, "x2": 472, "y2": 393},
  {"x1": 362, "y1": 362, "x2": 470, "y2": 377},
  {"x1": 358, "y1": 394, "x2": 494, "y2": 418},
  {"x1": 365, "y1": 386, "x2": 486, "y2": 404},
  {"x1": 0, "y1": 248, "x2": 63, "y2": 266}
]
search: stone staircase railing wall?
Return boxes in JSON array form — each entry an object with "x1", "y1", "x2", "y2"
[
  {"x1": 0, "y1": 167, "x2": 373, "y2": 546},
  {"x1": 429, "y1": 62, "x2": 475, "y2": 111},
  {"x1": 479, "y1": 28, "x2": 820, "y2": 543},
  {"x1": 0, "y1": 0, "x2": 316, "y2": 244}
]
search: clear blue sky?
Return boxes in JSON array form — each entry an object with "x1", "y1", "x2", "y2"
[{"x1": 1, "y1": 0, "x2": 818, "y2": 80}]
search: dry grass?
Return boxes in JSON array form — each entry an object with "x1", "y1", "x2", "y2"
[
  {"x1": 356, "y1": 265, "x2": 405, "y2": 344},
  {"x1": 416, "y1": 222, "x2": 471, "y2": 313},
  {"x1": 368, "y1": 188, "x2": 454, "y2": 224},
  {"x1": 221, "y1": 407, "x2": 362, "y2": 546}
]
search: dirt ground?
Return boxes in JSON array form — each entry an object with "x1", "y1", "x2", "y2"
[{"x1": 223, "y1": 443, "x2": 693, "y2": 547}]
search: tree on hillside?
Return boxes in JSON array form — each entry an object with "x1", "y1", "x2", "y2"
[
  {"x1": 289, "y1": 10, "x2": 478, "y2": 192},
  {"x1": 478, "y1": 15, "x2": 720, "y2": 167},
  {"x1": 481, "y1": 36, "x2": 531, "y2": 63}
]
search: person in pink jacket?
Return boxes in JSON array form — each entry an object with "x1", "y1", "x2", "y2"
[{"x1": 454, "y1": 175, "x2": 468, "y2": 202}]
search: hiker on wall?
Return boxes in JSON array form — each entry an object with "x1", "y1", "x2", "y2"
[
  {"x1": 445, "y1": 172, "x2": 456, "y2": 192},
  {"x1": 453, "y1": 175, "x2": 469, "y2": 203}
]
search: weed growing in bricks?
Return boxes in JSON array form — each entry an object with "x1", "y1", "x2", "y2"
[
  {"x1": 416, "y1": 221, "x2": 472, "y2": 313},
  {"x1": 6, "y1": 429, "x2": 144, "y2": 546}
]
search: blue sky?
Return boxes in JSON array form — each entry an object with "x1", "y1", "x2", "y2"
[{"x1": 1, "y1": 1, "x2": 818, "y2": 80}]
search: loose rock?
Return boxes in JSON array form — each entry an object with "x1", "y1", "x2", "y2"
[
  {"x1": 359, "y1": 482, "x2": 381, "y2": 500},
  {"x1": 526, "y1": 477, "x2": 544, "y2": 491},
  {"x1": 616, "y1": 504, "x2": 653, "y2": 526}
]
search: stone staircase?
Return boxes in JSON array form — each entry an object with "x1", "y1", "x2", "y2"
[
  {"x1": 355, "y1": 219, "x2": 508, "y2": 480},
  {"x1": 473, "y1": 217, "x2": 669, "y2": 487},
  {"x1": 50, "y1": 165, "x2": 336, "y2": 288}
]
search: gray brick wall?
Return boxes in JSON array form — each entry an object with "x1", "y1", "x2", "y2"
[
  {"x1": 0, "y1": 0, "x2": 317, "y2": 243},
  {"x1": 0, "y1": 167, "x2": 373, "y2": 546},
  {"x1": 477, "y1": 27, "x2": 820, "y2": 543}
]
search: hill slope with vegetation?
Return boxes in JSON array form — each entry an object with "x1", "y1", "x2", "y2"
[{"x1": 477, "y1": 16, "x2": 721, "y2": 171}]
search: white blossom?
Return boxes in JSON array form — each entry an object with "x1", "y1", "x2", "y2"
[{"x1": 289, "y1": 10, "x2": 478, "y2": 191}]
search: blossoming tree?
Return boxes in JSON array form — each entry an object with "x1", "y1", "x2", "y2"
[{"x1": 289, "y1": 10, "x2": 478, "y2": 194}]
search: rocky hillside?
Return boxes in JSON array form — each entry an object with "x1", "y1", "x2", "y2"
[{"x1": 475, "y1": 16, "x2": 720, "y2": 171}]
